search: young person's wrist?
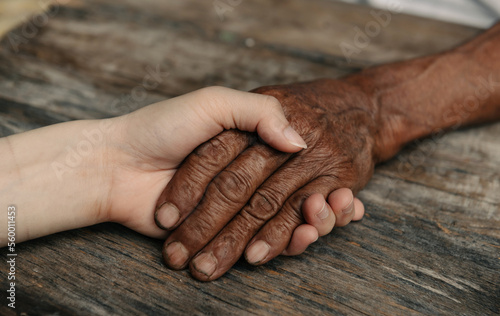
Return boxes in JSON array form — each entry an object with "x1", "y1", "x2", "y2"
[{"x1": 67, "y1": 118, "x2": 119, "y2": 225}]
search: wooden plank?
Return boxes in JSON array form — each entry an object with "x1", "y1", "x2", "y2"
[
  {"x1": 0, "y1": 0, "x2": 498, "y2": 315},
  {"x1": 91, "y1": 0, "x2": 482, "y2": 65},
  {"x1": 0, "y1": 0, "x2": 482, "y2": 127},
  {"x1": 0, "y1": 3, "x2": 351, "y2": 132}
]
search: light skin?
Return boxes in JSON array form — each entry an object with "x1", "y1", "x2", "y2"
[
  {"x1": 157, "y1": 23, "x2": 500, "y2": 281},
  {"x1": 0, "y1": 87, "x2": 361, "y2": 255}
]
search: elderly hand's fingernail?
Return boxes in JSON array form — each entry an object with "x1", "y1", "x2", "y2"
[
  {"x1": 192, "y1": 252, "x2": 217, "y2": 278},
  {"x1": 283, "y1": 126, "x2": 307, "y2": 149},
  {"x1": 316, "y1": 200, "x2": 329, "y2": 220},
  {"x1": 342, "y1": 197, "x2": 354, "y2": 214},
  {"x1": 246, "y1": 240, "x2": 270, "y2": 264},
  {"x1": 155, "y1": 202, "x2": 180, "y2": 230},
  {"x1": 164, "y1": 242, "x2": 189, "y2": 269}
]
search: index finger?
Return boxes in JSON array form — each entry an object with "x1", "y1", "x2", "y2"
[{"x1": 155, "y1": 130, "x2": 253, "y2": 230}]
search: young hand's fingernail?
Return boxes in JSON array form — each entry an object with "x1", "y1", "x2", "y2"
[
  {"x1": 155, "y1": 202, "x2": 180, "y2": 230},
  {"x1": 283, "y1": 126, "x2": 307, "y2": 149},
  {"x1": 316, "y1": 200, "x2": 329, "y2": 220},
  {"x1": 246, "y1": 240, "x2": 270, "y2": 264},
  {"x1": 342, "y1": 198, "x2": 354, "y2": 214},
  {"x1": 192, "y1": 252, "x2": 217, "y2": 278},
  {"x1": 164, "y1": 241, "x2": 189, "y2": 269}
]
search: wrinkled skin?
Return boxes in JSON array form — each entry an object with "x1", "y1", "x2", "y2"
[
  {"x1": 156, "y1": 23, "x2": 500, "y2": 281},
  {"x1": 157, "y1": 78, "x2": 382, "y2": 280}
]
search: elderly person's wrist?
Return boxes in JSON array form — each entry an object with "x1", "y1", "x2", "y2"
[
  {"x1": 351, "y1": 32, "x2": 500, "y2": 164},
  {"x1": 354, "y1": 53, "x2": 450, "y2": 163}
]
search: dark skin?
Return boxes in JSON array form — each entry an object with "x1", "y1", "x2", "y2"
[{"x1": 156, "y1": 23, "x2": 500, "y2": 281}]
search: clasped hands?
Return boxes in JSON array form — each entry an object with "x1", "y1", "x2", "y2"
[
  {"x1": 3, "y1": 23, "x2": 498, "y2": 282},
  {"x1": 106, "y1": 79, "x2": 377, "y2": 281}
]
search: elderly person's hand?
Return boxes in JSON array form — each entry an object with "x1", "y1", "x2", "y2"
[
  {"x1": 157, "y1": 79, "x2": 373, "y2": 280},
  {"x1": 156, "y1": 22, "x2": 500, "y2": 281}
]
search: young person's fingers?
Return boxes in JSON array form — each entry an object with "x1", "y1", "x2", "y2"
[
  {"x1": 283, "y1": 189, "x2": 363, "y2": 256},
  {"x1": 327, "y1": 188, "x2": 355, "y2": 227},
  {"x1": 352, "y1": 198, "x2": 365, "y2": 221},
  {"x1": 280, "y1": 224, "x2": 318, "y2": 256},
  {"x1": 301, "y1": 193, "x2": 336, "y2": 236}
]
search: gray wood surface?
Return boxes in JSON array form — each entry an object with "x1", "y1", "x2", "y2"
[{"x1": 0, "y1": 0, "x2": 498, "y2": 315}]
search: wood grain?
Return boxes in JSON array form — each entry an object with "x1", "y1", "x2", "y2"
[{"x1": 0, "y1": 0, "x2": 498, "y2": 315}]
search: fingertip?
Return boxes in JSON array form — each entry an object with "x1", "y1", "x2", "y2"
[
  {"x1": 302, "y1": 193, "x2": 336, "y2": 236},
  {"x1": 206, "y1": 89, "x2": 302, "y2": 154},
  {"x1": 282, "y1": 224, "x2": 318, "y2": 256},
  {"x1": 302, "y1": 193, "x2": 325, "y2": 222},
  {"x1": 352, "y1": 198, "x2": 365, "y2": 221},
  {"x1": 283, "y1": 126, "x2": 307, "y2": 149},
  {"x1": 327, "y1": 188, "x2": 353, "y2": 211},
  {"x1": 327, "y1": 188, "x2": 355, "y2": 227},
  {"x1": 239, "y1": 92, "x2": 306, "y2": 153},
  {"x1": 233, "y1": 91, "x2": 303, "y2": 153},
  {"x1": 257, "y1": 123, "x2": 307, "y2": 154}
]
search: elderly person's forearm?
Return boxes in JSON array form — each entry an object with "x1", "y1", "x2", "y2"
[
  {"x1": 158, "y1": 23, "x2": 500, "y2": 281},
  {"x1": 348, "y1": 22, "x2": 500, "y2": 162}
]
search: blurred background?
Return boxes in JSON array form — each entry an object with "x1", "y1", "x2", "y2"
[
  {"x1": 337, "y1": 0, "x2": 500, "y2": 28},
  {"x1": 1, "y1": 0, "x2": 499, "y2": 36}
]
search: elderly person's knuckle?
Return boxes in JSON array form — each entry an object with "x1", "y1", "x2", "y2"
[
  {"x1": 245, "y1": 188, "x2": 281, "y2": 221},
  {"x1": 172, "y1": 167, "x2": 207, "y2": 199},
  {"x1": 194, "y1": 134, "x2": 230, "y2": 163},
  {"x1": 211, "y1": 169, "x2": 252, "y2": 204},
  {"x1": 287, "y1": 192, "x2": 310, "y2": 217},
  {"x1": 265, "y1": 213, "x2": 301, "y2": 241}
]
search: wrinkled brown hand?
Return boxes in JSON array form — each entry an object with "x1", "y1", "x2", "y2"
[
  {"x1": 156, "y1": 78, "x2": 382, "y2": 280},
  {"x1": 156, "y1": 23, "x2": 500, "y2": 281}
]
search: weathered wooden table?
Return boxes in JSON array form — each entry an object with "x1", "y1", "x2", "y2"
[{"x1": 1, "y1": 0, "x2": 498, "y2": 314}]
